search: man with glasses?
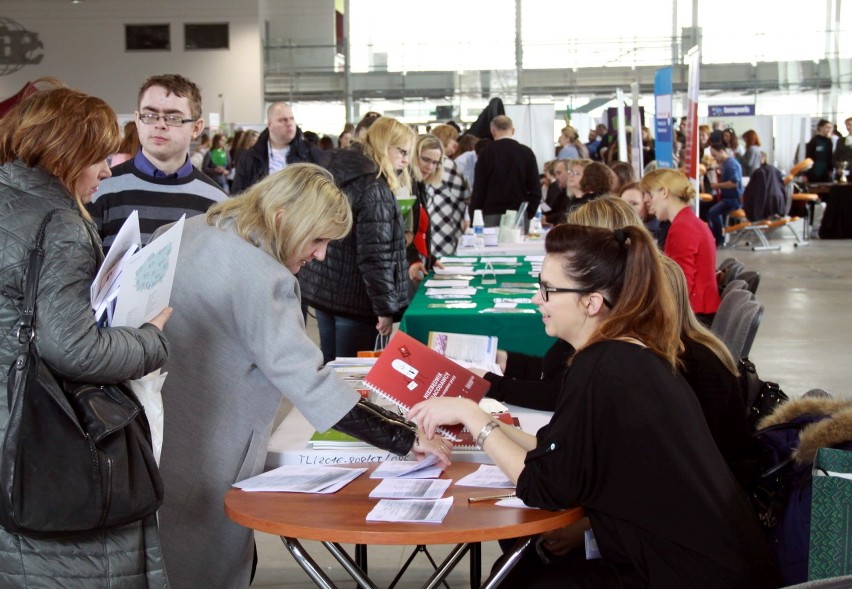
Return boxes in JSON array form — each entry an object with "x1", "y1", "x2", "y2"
[
  {"x1": 230, "y1": 102, "x2": 322, "y2": 194},
  {"x1": 88, "y1": 74, "x2": 226, "y2": 251}
]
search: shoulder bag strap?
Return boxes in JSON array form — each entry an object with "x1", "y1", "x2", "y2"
[{"x1": 16, "y1": 209, "x2": 63, "y2": 352}]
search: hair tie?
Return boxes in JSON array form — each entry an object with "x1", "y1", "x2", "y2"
[{"x1": 613, "y1": 228, "x2": 628, "y2": 247}]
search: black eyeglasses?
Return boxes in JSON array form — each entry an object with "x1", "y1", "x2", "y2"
[
  {"x1": 138, "y1": 112, "x2": 198, "y2": 127},
  {"x1": 537, "y1": 274, "x2": 613, "y2": 308}
]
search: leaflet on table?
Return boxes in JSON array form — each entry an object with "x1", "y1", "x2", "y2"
[
  {"x1": 366, "y1": 497, "x2": 453, "y2": 523},
  {"x1": 362, "y1": 331, "x2": 490, "y2": 441},
  {"x1": 425, "y1": 287, "x2": 477, "y2": 297},
  {"x1": 370, "y1": 454, "x2": 442, "y2": 478},
  {"x1": 496, "y1": 497, "x2": 537, "y2": 509},
  {"x1": 427, "y1": 331, "x2": 498, "y2": 372},
  {"x1": 438, "y1": 256, "x2": 479, "y2": 264},
  {"x1": 369, "y1": 478, "x2": 452, "y2": 499},
  {"x1": 93, "y1": 215, "x2": 185, "y2": 328},
  {"x1": 423, "y1": 279, "x2": 471, "y2": 288},
  {"x1": 233, "y1": 464, "x2": 366, "y2": 493},
  {"x1": 456, "y1": 464, "x2": 516, "y2": 488}
]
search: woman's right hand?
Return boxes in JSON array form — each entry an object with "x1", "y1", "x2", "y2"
[
  {"x1": 147, "y1": 307, "x2": 173, "y2": 331},
  {"x1": 376, "y1": 316, "x2": 393, "y2": 336}
]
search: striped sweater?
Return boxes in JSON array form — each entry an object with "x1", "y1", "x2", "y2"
[{"x1": 87, "y1": 159, "x2": 226, "y2": 251}]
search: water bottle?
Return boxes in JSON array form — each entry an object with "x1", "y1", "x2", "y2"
[
  {"x1": 472, "y1": 210, "x2": 485, "y2": 248},
  {"x1": 528, "y1": 207, "x2": 543, "y2": 238}
]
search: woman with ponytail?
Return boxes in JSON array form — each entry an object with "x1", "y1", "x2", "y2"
[{"x1": 409, "y1": 224, "x2": 778, "y2": 588}]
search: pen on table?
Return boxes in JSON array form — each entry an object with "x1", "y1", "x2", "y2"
[{"x1": 468, "y1": 493, "x2": 516, "y2": 503}]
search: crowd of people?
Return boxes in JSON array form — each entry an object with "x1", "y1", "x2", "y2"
[{"x1": 1, "y1": 74, "x2": 849, "y2": 588}]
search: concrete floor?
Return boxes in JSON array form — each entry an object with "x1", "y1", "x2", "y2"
[{"x1": 252, "y1": 229, "x2": 851, "y2": 588}]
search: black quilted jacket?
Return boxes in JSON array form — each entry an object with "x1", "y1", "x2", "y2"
[{"x1": 298, "y1": 145, "x2": 407, "y2": 320}]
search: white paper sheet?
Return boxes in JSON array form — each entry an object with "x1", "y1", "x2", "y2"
[
  {"x1": 368, "y1": 478, "x2": 452, "y2": 499},
  {"x1": 366, "y1": 497, "x2": 453, "y2": 523},
  {"x1": 455, "y1": 464, "x2": 515, "y2": 488},
  {"x1": 370, "y1": 455, "x2": 442, "y2": 479},
  {"x1": 110, "y1": 216, "x2": 185, "y2": 328},
  {"x1": 234, "y1": 465, "x2": 366, "y2": 493},
  {"x1": 425, "y1": 287, "x2": 477, "y2": 297}
]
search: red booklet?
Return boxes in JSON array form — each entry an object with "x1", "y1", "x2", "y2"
[{"x1": 363, "y1": 331, "x2": 491, "y2": 441}]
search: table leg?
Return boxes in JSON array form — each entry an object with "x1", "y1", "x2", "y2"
[
  {"x1": 280, "y1": 537, "x2": 339, "y2": 589},
  {"x1": 420, "y1": 542, "x2": 470, "y2": 589},
  {"x1": 479, "y1": 536, "x2": 534, "y2": 589},
  {"x1": 469, "y1": 542, "x2": 481, "y2": 587},
  {"x1": 355, "y1": 544, "x2": 368, "y2": 574},
  {"x1": 322, "y1": 541, "x2": 379, "y2": 589}
]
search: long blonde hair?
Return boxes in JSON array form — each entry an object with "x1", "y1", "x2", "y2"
[
  {"x1": 361, "y1": 117, "x2": 415, "y2": 193},
  {"x1": 659, "y1": 256, "x2": 738, "y2": 375},
  {"x1": 206, "y1": 163, "x2": 352, "y2": 266}
]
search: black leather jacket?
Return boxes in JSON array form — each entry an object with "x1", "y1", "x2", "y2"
[
  {"x1": 230, "y1": 127, "x2": 323, "y2": 194},
  {"x1": 298, "y1": 145, "x2": 408, "y2": 320}
]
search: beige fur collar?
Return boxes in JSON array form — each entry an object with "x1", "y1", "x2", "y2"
[{"x1": 757, "y1": 397, "x2": 852, "y2": 464}]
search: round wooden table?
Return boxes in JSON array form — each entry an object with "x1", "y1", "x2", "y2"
[{"x1": 225, "y1": 462, "x2": 584, "y2": 588}]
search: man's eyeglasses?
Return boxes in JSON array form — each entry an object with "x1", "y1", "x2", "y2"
[
  {"x1": 537, "y1": 274, "x2": 613, "y2": 307},
  {"x1": 138, "y1": 112, "x2": 198, "y2": 127}
]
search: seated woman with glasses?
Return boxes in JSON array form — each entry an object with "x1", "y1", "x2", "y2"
[
  {"x1": 409, "y1": 223, "x2": 779, "y2": 588},
  {"x1": 298, "y1": 116, "x2": 414, "y2": 362}
]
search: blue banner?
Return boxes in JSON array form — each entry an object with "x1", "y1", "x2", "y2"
[{"x1": 654, "y1": 67, "x2": 674, "y2": 169}]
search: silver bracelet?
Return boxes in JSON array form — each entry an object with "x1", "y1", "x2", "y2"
[{"x1": 475, "y1": 419, "x2": 501, "y2": 450}]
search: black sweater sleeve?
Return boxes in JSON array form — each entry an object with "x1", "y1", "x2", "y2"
[{"x1": 484, "y1": 340, "x2": 573, "y2": 411}]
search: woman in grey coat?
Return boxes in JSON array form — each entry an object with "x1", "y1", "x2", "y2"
[
  {"x1": 154, "y1": 163, "x2": 450, "y2": 589},
  {"x1": 0, "y1": 87, "x2": 172, "y2": 586}
]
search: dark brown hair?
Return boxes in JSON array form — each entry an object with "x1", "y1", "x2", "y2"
[
  {"x1": 579, "y1": 161, "x2": 612, "y2": 194},
  {"x1": 545, "y1": 224, "x2": 680, "y2": 369},
  {"x1": 137, "y1": 74, "x2": 202, "y2": 120}
]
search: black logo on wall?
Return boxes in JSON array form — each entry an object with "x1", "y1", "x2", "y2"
[{"x1": 0, "y1": 17, "x2": 44, "y2": 76}]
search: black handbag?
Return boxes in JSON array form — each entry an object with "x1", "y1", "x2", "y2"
[{"x1": 0, "y1": 209, "x2": 164, "y2": 536}]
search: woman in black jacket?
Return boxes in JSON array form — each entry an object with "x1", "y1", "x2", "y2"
[{"x1": 298, "y1": 116, "x2": 415, "y2": 362}]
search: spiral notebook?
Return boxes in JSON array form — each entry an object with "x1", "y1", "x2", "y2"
[{"x1": 362, "y1": 331, "x2": 490, "y2": 441}]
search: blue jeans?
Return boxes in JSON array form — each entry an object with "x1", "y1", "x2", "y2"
[
  {"x1": 708, "y1": 198, "x2": 742, "y2": 246},
  {"x1": 315, "y1": 309, "x2": 378, "y2": 364}
]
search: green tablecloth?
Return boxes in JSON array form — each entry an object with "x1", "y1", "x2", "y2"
[{"x1": 399, "y1": 257, "x2": 556, "y2": 356}]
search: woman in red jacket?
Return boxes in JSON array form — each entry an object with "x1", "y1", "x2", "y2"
[{"x1": 642, "y1": 168, "x2": 720, "y2": 324}]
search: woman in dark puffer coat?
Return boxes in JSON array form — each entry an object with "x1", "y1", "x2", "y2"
[{"x1": 299, "y1": 116, "x2": 414, "y2": 362}]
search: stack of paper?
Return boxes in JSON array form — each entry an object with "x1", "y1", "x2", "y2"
[
  {"x1": 366, "y1": 497, "x2": 453, "y2": 523},
  {"x1": 233, "y1": 465, "x2": 366, "y2": 493}
]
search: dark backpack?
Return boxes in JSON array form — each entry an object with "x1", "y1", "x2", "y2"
[{"x1": 738, "y1": 358, "x2": 789, "y2": 432}]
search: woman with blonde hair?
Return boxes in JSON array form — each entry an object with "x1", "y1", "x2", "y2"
[
  {"x1": 154, "y1": 163, "x2": 449, "y2": 588},
  {"x1": 0, "y1": 84, "x2": 172, "y2": 586},
  {"x1": 410, "y1": 223, "x2": 777, "y2": 588},
  {"x1": 426, "y1": 125, "x2": 470, "y2": 257},
  {"x1": 407, "y1": 134, "x2": 445, "y2": 285},
  {"x1": 298, "y1": 116, "x2": 415, "y2": 361},
  {"x1": 642, "y1": 167, "x2": 720, "y2": 324},
  {"x1": 556, "y1": 125, "x2": 589, "y2": 160}
]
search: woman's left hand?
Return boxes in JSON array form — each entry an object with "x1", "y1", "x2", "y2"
[
  {"x1": 412, "y1": 429, "x2": 452, "y2": 468},
  {"x1": 407, "y1": 397, "x2": 483, "y2": 441}
]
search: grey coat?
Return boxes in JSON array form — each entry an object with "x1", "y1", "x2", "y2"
[
  {"x1": 154, "y1": 215, "x2": 360, "y2": 588},
  {"x1": 0, "y1": 161, "x2": 170, "y2": 588}
]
